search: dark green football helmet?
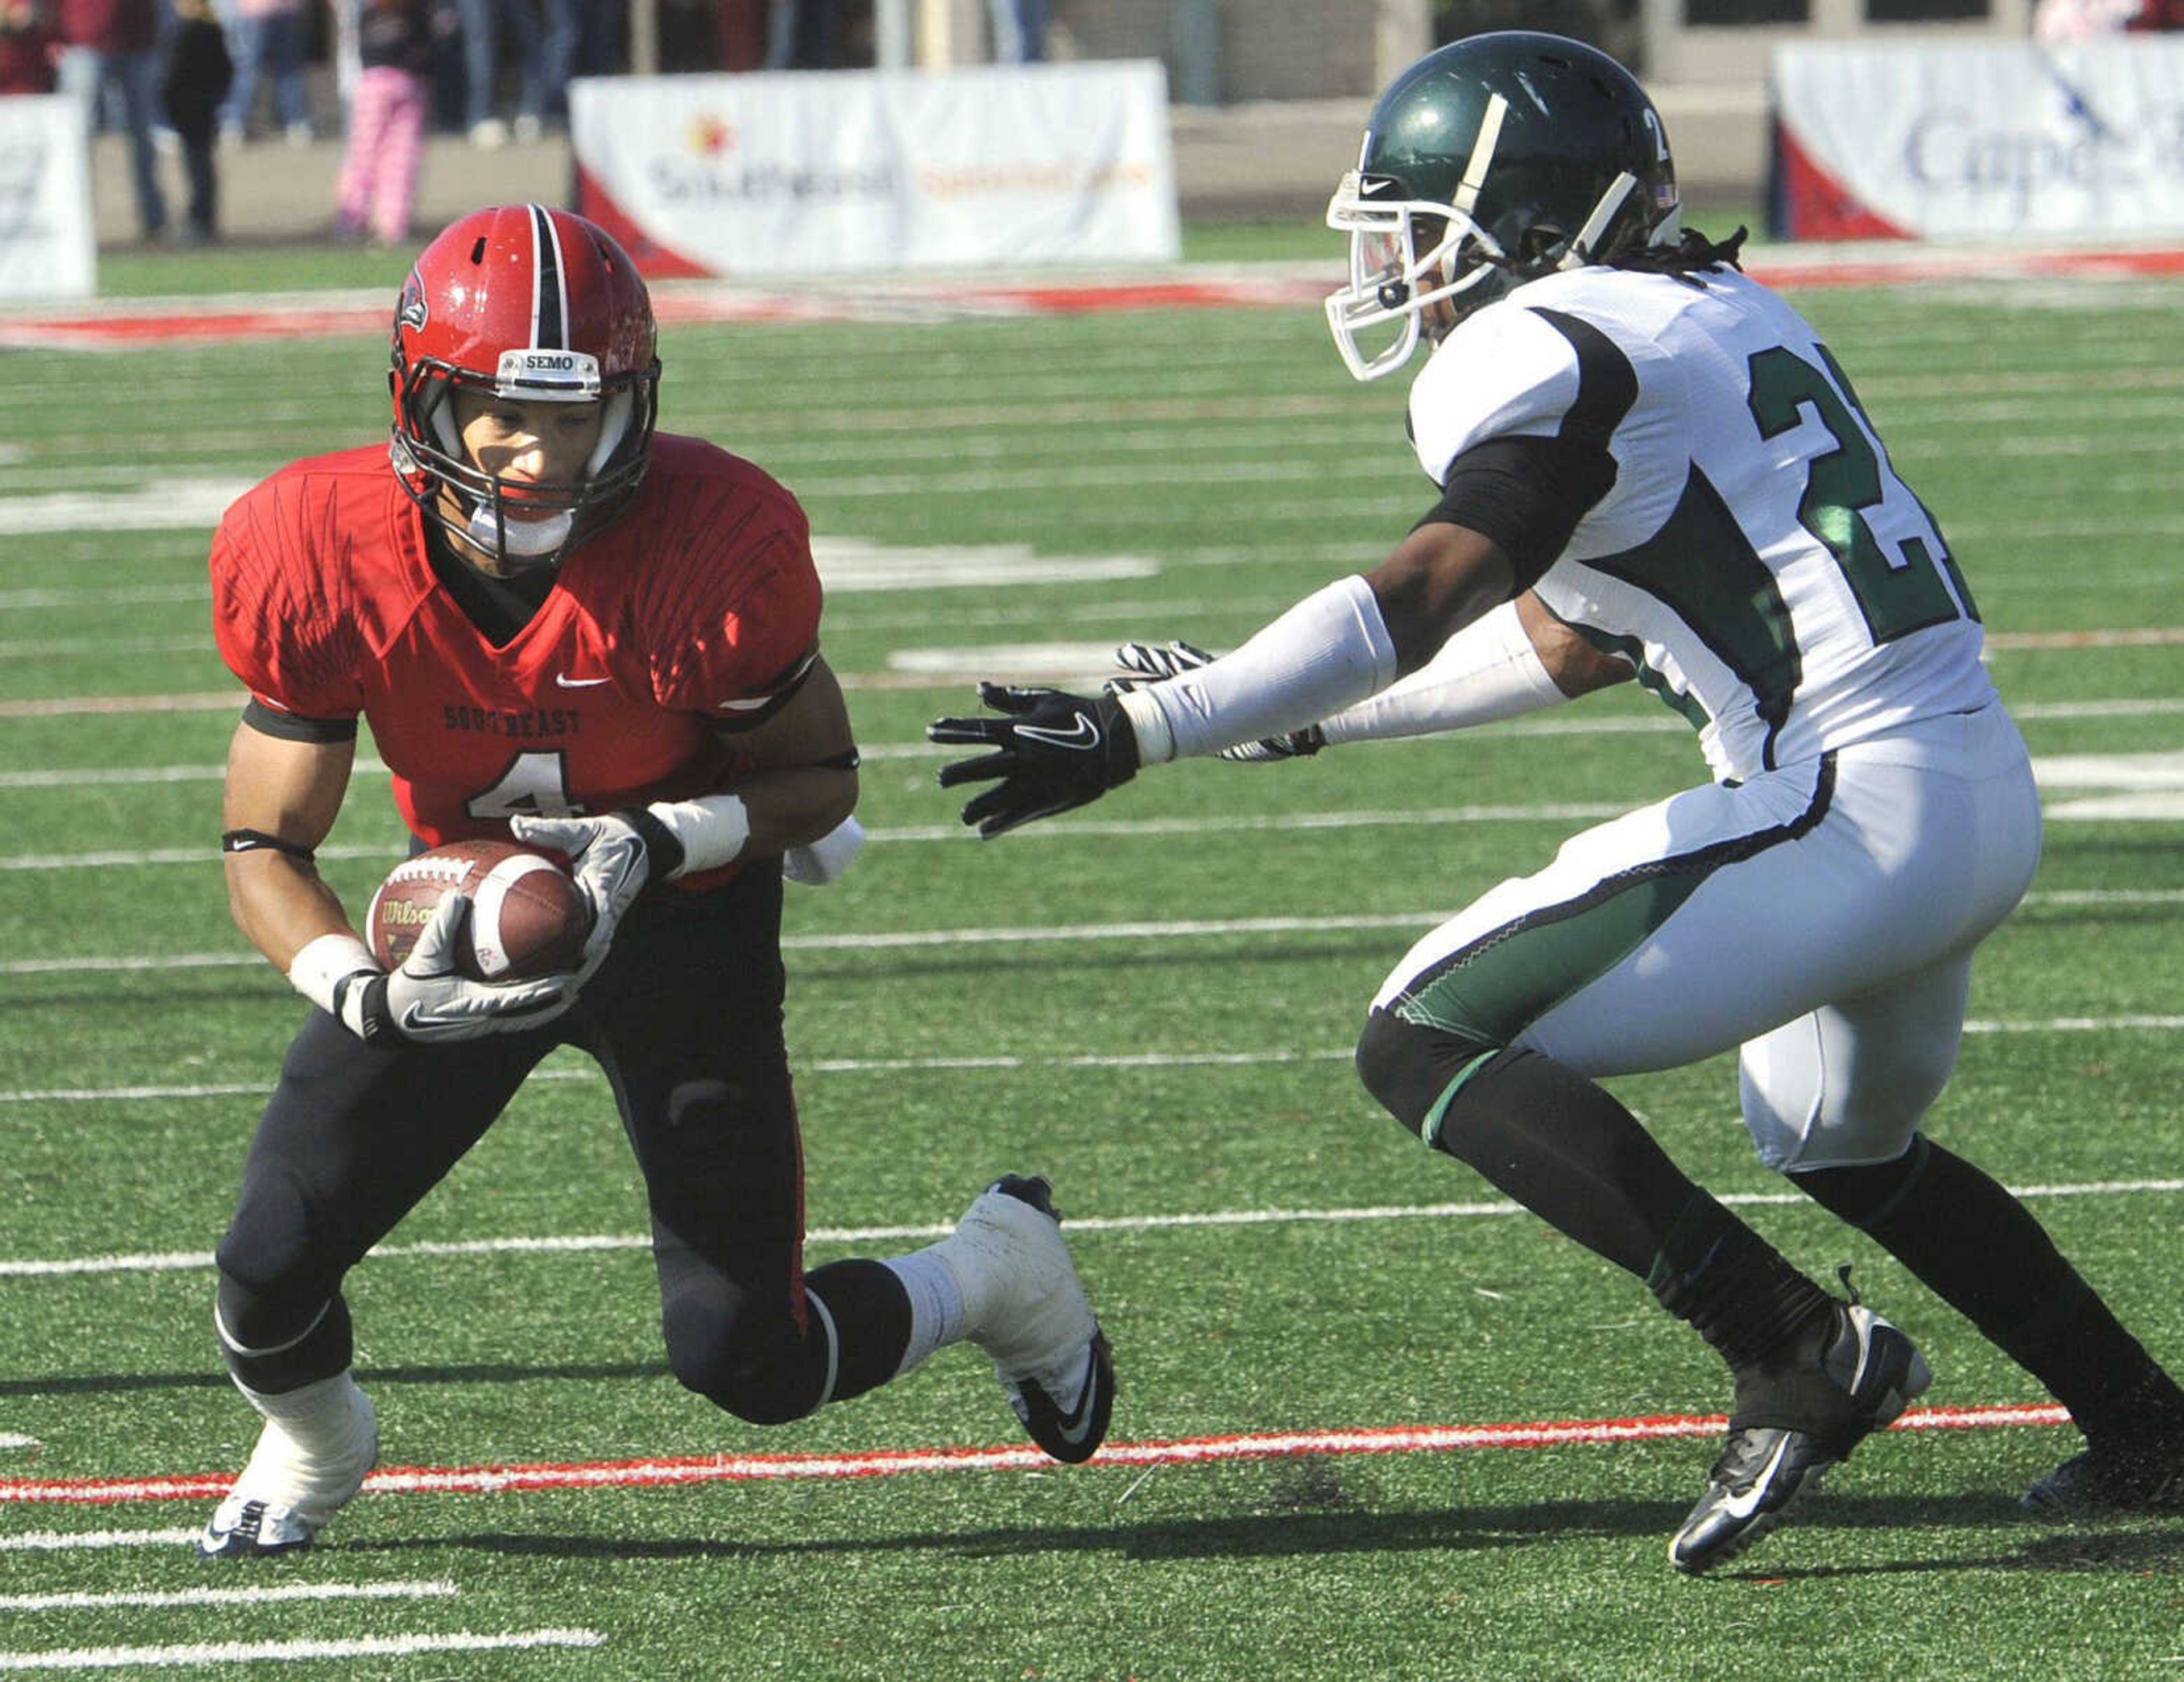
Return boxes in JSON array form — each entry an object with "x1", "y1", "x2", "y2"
[{"x1": 1325, "y1": 32, "x2": 1681, "y2": 380}]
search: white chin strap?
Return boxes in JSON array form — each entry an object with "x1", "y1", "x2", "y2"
[{"x1": 466, "y1": 502, "x2": 574, "y2": 559}]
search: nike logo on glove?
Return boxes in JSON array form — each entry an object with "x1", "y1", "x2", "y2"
[{"x1": 1015, "y1": 712, "x2": 1101, "y2": 751}]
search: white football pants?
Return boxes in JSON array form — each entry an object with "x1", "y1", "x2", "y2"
[{"x1": 1372, "y1": 699, "x2": 2041, "y2": 1171}]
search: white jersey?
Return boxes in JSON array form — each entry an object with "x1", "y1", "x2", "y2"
[{"x1": 1408, "y1": 264, "x2": 1993, "y2": 782}]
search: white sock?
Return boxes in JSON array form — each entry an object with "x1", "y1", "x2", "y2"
[
  {"x1": 883, "y1": 1249, "x2": 968, "y2": 1376},
  {"x1": 239, "y1": 1363, "x2": 354, "y2": 1433},
  {"x1": 229, "y1": 1371, "x2": 374, "y2": 1522},
  {"x1": 237, "y1": 1370, "x2": 365, "y2": 1443}
]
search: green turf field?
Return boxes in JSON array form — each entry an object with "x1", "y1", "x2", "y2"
[{"x1": 2, "y1": 251, "x2": 2182, "y2": 1678}]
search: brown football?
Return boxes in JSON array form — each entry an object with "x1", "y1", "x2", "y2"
[{"x1": 365, "y1": 839, "x2": 593, "y2": 982}]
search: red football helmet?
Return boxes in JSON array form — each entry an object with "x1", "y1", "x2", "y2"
[{"x1": 389, "y1": 204, "x2": 661, "y2": 569}]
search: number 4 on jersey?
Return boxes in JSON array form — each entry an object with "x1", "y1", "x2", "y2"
[{"x1": 466, "y1": 751, "x2": 580, "y2": 821}]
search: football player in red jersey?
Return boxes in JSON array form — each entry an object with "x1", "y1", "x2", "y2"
[{"x1": 198, "y1": 204, "x2": 1115, "y2": 1559}]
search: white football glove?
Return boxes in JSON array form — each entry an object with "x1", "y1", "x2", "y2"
[
  {"x1": 1106, "y1": 640, "x2": 1327, "y2": 762},
  {"x1": 507, "y1": 810, "x2": 656, "y2": 992},
  {"x1": 332, "y1": 893, "x2": 574, "y2": 1045}
]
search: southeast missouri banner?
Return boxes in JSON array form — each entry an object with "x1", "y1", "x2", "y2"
[
  {"x1": 568, "y1": 62, "x2": 1180, "y2": 277},
  {"x1": 1773, "y1": 38, "x2": 2184, "y2": 241}
]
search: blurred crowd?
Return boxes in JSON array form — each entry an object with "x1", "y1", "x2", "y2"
[
  {"x1": 0, "y1": 0, "x2": 1050, "y2": 248},
  {"x1": 1, "y1": 0, "x2": 621, "y2": 245}
]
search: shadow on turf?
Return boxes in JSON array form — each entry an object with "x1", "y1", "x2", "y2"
[
  {"x1": 345, "y1": 1493, "x2": 2184, "y2": 1577},
  {"x1": 1706, "y1": 1495, "x2": 2184, "y2": 1581},
  {"x1": 0, "y1": 1360, "x2": 673, "y2": 1397}
]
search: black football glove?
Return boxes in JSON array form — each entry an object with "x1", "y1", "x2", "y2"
[
  {"x1": 927, "y1": 683, "x2": 1139, "y2": 839},
  {"x1": 1106, "y1": 640, "x2": 1326, "y2": 763}
]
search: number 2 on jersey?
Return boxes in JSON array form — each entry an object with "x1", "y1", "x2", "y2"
[{"x1": 1745, "y1": 344, "x2": 1978, "y2": 644}]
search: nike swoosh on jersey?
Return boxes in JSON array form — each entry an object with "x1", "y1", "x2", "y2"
[
  {"x1": 1014, "y1": 714, "x2": 1099, "y2": 751},
  {"x1": 554, "y1": 674, "x2": 611, "y2": 689}
]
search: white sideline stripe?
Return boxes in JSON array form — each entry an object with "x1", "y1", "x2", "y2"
[
  {"x1": 6, "y1": 888, "x2": 2184, "y2": 977},
  {"x1": 0, "y1": 1580, "x2": 457, "y2": 1610},
  {"x1": 0, "y1": 1630, "x2": 603, "y2": 1670},
  {"x1": 0, "y1": 1436, "x2": 35, "y2": 1449},
  {"x1": 0, "y1": 1528, "x2": 197, "y2": 1552},
  {"x1": 2, "y1": 1005, "x2": 2182, "y2": 1106},
  {"x1": 2, "y1": 1178, "x2": 2178, "y2": 1280}
]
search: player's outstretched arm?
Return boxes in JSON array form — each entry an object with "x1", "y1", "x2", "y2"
[
  {"x1": 928, "y1": 523, "x2": 1535, "y2": 836},
  {"x1": 1110, "y1": 590, "x2": 1629, "y2": 758}
]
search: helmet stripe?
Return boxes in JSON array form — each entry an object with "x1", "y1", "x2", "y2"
[
  {"x1": 1451, "y1": 93, "x2": 1508, "y2": 217},
  {"x1": 528, "y1": 204, "x2": 568, "y2": 351}
]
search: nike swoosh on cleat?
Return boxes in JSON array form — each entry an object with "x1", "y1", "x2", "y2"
[
  {"x1": 1717, "y1": 1435, "x2": 1798, "y2": 1522},
  {"x1": 1042, "y1": 1351, "x2": 1105, "y2": 1448}
]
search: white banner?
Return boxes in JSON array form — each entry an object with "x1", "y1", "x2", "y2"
[
  {"x1": 0, "y1": 95, "x2": 95, "y2": 301},
  {"x1": 568, "y1": 63, "x2": 1180, "y2": 277},
  {"x1": 1773, "y1": 39, "x2": 2184, "y2": 241}
]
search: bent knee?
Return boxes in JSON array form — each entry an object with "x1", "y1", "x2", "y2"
[
  {"x1": 663, "y1": 1302, "x2": 826, "y2": 1427},
  {"x1": 1355, "y1": 1008, "x2": 1503, "y2": 1139}
]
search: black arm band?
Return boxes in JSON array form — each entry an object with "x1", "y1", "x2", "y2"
[
  {"x1": 241, "y1": 697, "x2": 359, "y2": 743},
  {"x1": 616, "y1": 805, "x2": 686, "y2": 881},
  {"x1": 221, "y1": 828, "x2": 317, "y2": 863}
]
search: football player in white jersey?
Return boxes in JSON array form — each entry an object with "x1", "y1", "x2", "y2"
[{"x1": 930, "y1": 32, "x2": 2184, "y2": 1572}]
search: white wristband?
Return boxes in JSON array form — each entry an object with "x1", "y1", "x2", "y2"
[
  {"x1": 1114, "y1": 575, "x2": 1399, "y2": 764},
  {"x1": 645, "y1": 793, "x2": 751, "y2": 879},
  {"x1": 784, "y1": 816, "x2": 867, "y2": 886},
  {"x1": 1320, "y1": 600, "x2": 1568, "y2": 745},
  {"x1": 287, "y1": 932, "x2": 379, "y2": 1015}
]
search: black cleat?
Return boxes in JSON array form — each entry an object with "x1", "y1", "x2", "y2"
[
  {"x1": 2024, "y1": 1440, "x2": 2184, "y2": 1517},
  {"x1": 1670, "y1": 1301, "x2": 1930, "y2": 1575}
]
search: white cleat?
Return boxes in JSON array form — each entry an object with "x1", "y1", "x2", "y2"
[
  {"x1": 198, "y1": 1376, "x2": 377, "y2": 1559},
  {"x1": 942, "y1": 1175, "x2": 1115, "y2": 1463}
]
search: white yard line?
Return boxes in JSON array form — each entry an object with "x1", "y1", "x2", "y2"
[
  {"x1": 3, "y1": 890, "x2": 2183, "y2": 979},
  {"x1": 0, "y1": 1530, "x2": 199, "y2": 1552},
  {"x1": 0, "y1": 1580, "x2": 457, "y2": 1611},
  {"x1": 1, "y1": 1176, "x2": 2178, "y2": 1281},
  {"x1": 0, "y1": 1630, "x2": 603, "y2": 1671}
]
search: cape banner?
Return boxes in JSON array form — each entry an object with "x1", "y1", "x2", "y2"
[
  {"x1": 0, "y1": 95, "x2": 95, "y2": 301},
  {"x1": 1772, "y1": 38, "x2": 2184, "y2": 241},
  {"x1": 569, "y1": 63, "x2": 1180, "y2": 278}
]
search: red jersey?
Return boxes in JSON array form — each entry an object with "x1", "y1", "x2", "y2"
[{"x1": 210, "y1": 433, "x2": 822, "y2": 880}]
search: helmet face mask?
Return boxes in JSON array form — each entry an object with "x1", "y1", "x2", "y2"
[
  {"x1": 1326, "y1": 180, "x2": 1509, "y2": 381},
  {"x1": 1323, "y1": 32, "x2": 1681, "y2": 382},
  {"x1": 390, "y1": 204, "x2": 661, "y2": 571}
]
